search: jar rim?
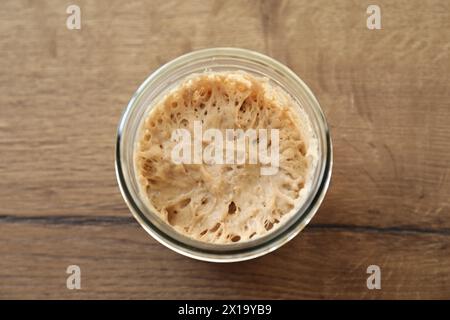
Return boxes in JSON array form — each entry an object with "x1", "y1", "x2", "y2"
[{"x1": 115, "y1": 47, "x2": 333, "y2": 262}]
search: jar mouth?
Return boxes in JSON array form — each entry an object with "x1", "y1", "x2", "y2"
[{"x1": 115, "y1": 47, "x2": 333, "y2": 262}]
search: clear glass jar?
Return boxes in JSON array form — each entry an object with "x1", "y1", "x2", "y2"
[{"x1": 115, "y1": 48, "x2": 332, "y2": 262}]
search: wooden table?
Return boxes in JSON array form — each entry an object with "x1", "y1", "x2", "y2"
[{"x1": 1, "y1": 0, "x2": 449, "y2": 299}]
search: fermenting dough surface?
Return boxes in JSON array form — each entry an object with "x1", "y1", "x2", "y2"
[{"x1": 135, "y1": 71, "x2": 317, "y2": 244}]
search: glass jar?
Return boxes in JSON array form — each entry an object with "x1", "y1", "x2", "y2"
[{"x1": 115, "y1": 48, "x2": 332, "y2": 262}]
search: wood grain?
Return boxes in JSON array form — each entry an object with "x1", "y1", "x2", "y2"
[{"x1": 0, "y1": 0, "x2": 449, "y2": 299}]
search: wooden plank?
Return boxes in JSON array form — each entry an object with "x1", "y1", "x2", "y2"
[{"x1": 0, "y1": 221, "x2": 449, "y2": 299}]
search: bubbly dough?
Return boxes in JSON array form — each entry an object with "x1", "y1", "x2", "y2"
[{"x1": 135, "y1": 71, "x2": 317, "y2": 244}]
